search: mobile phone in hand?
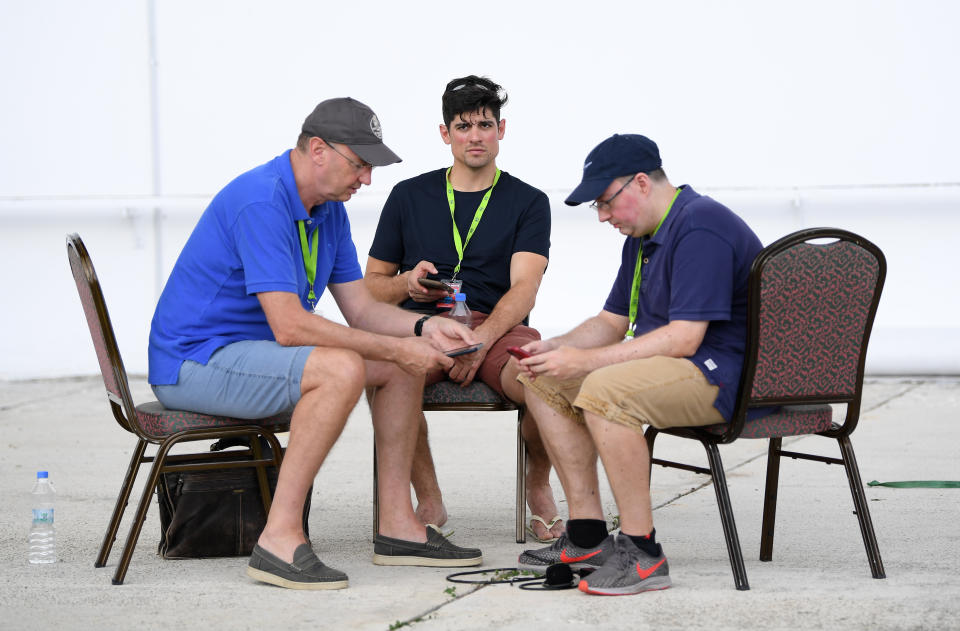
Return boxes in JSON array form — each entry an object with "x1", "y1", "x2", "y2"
[
  {"x1": 445, "y1": 343, "x2": 483, "y2": 357},
  {"x1": 418, "y1": 278, "x2": 453, "y2": 291},
  {"x1": 506, "y1": 346, "x2": 532, "y2": 360}
]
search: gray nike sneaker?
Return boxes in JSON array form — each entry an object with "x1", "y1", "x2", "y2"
[
  {"x1": 517, "y1": 533, "x2": 615, "y2": 573},
  {"x1": 577, "y1": 533, "x2": 671, "y2": 595}
]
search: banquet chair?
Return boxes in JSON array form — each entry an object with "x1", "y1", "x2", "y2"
[
  {"x1": 67, "y1": 233, "x2": 292, "y2": 585},
  {"x1": 645, "y1": 227, "x2": 887, "y2": 590}
]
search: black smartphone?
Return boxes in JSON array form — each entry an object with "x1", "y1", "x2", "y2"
[
  {"x1": 445, "y1": 343, "x2": 483, "y2": 357},
  {"x1": 418, "y1": 277, "x2": 453, "y2": 291}
]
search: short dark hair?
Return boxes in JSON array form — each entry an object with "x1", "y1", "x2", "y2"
[
  {"x1": 441, "y1": 75, "x2": 508, "y2": 128},
  {"x1": 296, "y1": 132, "x2": 311, "y2": 152}
]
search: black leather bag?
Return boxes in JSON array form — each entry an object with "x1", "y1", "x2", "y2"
[{"x1": 156, "y1": 439, "x2": 310, "y2": 559}]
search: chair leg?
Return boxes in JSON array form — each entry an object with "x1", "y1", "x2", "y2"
[
  {"x1": 644, "y1": 427, "x2": 660, "y2": 482},
  {"x1": 111, "y1": 438, "x2": 179, "y2": 585},
  {"x1": 516, "y1": 410, "x2": 527, "y2": 543},
  {"x1": 837, "y1": 435, "x2": 886, "y2": 579},
  {"x1": 250, "y1": 436, "x2": 272, "y2": 515},
  {"x1": 703, "y1": 442, "x2": 750, "y2": 590},
  {"x1": 372, "y1": 442, "x2": 379, "y2": 542},
  {"x1": 759, "y1": 437, "x2": 782, "y2": 562},
  {"x1": 96, "y1": 438, "x2": 148, "y2": 569}
]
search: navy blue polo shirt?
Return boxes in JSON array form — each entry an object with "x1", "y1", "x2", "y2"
[
  {"x1": 603, "y1": 185, "x2": 764, "y2": 421},
  {"x1": 369, "y1": 169, "x2": 550, "y2": 315},
  {"x1": 148, "y1": 150, "x2": 363, "y2": 385}
]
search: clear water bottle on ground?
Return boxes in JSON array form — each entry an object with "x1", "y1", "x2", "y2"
[
  {"x1": 29, "y1": 471, "x2": 56, "y2": 564},
  {"x1": 450, "y1": 292, "x2": 472, "y2": 328}
]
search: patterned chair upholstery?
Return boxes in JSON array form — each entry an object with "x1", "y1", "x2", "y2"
[
  {"x1": 645, "y1": 228, "x2": 887, "y2": 590},
  {"x1": 67, "y1": 233, "x2": 291, "y2": 585}
]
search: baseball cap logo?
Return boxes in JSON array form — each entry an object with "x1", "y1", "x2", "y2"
[
  {"x1": 369, "y1": 115, "x2": 382, "y2": 139},
  {"x1": 583, "y1": 161, "x2": 593, "y2": 171}
]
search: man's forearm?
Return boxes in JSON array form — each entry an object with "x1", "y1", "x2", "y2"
[
  {"x1": 347, "y1": 298, "x2": 423, "y2": 338},
  {"x1": 553, "y1": 314, "x2": 625, "y2": 350},
  {"x1": 473, "y1": 282, "x2": 537, "y2": 345},
  {"x1": 365, "y1": 270, "x2": 409, "y2": 305}
]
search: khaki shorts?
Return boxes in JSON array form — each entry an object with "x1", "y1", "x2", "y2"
[{"x1": 517, "y1": 355, "x2": 724, "y2": 434}]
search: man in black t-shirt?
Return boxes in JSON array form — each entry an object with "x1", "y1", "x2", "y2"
[{"x1": 365, "y1": 75, "x2": 563, "y2": 542}]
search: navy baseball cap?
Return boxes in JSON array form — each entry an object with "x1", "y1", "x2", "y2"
[{"x1": 565, "y1": 134, "x2": 662, "y2": 206}]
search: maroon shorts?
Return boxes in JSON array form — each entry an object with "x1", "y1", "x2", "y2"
[{"x1": 427, "y1": 311, "x2": 540, "y2": 395}]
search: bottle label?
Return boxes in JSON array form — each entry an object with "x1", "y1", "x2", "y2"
[{"x1": 32, "y1": 508, "x2": 54, "y2": 524}]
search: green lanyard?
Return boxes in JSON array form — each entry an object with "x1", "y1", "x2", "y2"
[
  {"x1": 626, "y1": 187, "x2": 682, "y2": 339},
  {"x1": 297, "y1": 220, "x2": 318, "y2": 309},
  {"x1": 445, "y1": 167, "x2": 501, "y2": 279}
]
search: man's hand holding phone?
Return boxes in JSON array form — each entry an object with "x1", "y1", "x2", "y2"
[
  {"x1": 445, "y1": 342, "x2": 483, "y2": 357},
  {"x1": 506, "y1": 345, "x2": 532, "y2": 360},
  {"x1": 407, "y1": 260, "x2": 452, "y2": 303}
]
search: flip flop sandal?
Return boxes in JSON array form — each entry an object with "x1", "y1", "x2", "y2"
[{"x1": 527, "y1": 515, "x2": 563, "y2": 543}]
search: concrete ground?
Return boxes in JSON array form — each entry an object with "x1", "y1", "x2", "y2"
[{"x1": 1, "y1": 376, "x2": 958, "y2": 630}]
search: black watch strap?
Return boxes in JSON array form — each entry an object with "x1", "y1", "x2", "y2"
[{"x1": 414, "y1": 315, "x2": 431, "y2": 337}]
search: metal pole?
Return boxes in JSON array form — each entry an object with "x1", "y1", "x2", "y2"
[{"x1": 146, "y1": 0, "x2": 164, "y2": 300}]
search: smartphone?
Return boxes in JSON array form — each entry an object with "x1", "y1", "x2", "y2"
[
  {"x1": 445, "y1": 343, "x2": 483, "y2": 357},
  {"x1": 418, "y1": 277, "x2": 453, "y2": 291},
  {"x1": 506, "y1": 346, "x2": 532, "y2": 360}
]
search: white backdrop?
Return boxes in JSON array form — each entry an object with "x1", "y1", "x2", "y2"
[{"x1": 1, "y1": 0, "x2": 959, "y2": 379}]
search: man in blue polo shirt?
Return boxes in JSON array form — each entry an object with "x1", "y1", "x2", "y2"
[
  {"x1": 148, "y1": 98, "x2": 483, "y2": 590},
  {"x1": 513, "y1": 134, "x2": 765, "y2": 595}
]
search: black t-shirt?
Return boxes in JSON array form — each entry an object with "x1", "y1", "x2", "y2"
[{"x1": 369, "y1": 169, "x2": 551, "y2": 315}]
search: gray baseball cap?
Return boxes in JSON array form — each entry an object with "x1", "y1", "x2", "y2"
[{"x1": 301, "y1": 97, "x2": 401, "y2": 166}]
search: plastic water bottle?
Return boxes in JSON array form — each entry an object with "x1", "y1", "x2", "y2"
[
  {"x1": 29, "y1": 471, "x2": 56, "y2": 564},
  {"x1": 450, "y1": 292, "x2": 472, "y2": 328}
]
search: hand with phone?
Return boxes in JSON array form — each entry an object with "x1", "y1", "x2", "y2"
[
  {"x1": 445, "y1": 342, "x2": 483, "y2": 357},
  {"x1": 407, "y1": 260, "x2": 452, "y2": 303},
  {"x1": 418, "y1": 277, "x2": 454, "y2": 292},
  {"x1": 506, "y1": 345, "x2": 532, "y2": 360}
]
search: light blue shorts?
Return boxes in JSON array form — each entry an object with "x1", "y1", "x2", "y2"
[{"x1": 152, "y1": 340, "x2": 314, "y2": 419}]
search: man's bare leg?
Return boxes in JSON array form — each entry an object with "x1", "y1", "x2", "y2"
[
  {"x1": 522, "y1": 385, "x2": 604, "y2": 522},
  {"x1": 410, "y1": 414, "x2": 448, "y2": 527},
  {"x1": 367, "y1": 360, "x2": 430, "y2": 542},
  {"x1": 584, "y1": 410, "x2": 654, "y2": 535},
  {"x1": 257, "y1": 347, "x2": 365, "y2": 562},
  {"x1": 502, "y1": 361, "x2": 565, "y2": 540}
]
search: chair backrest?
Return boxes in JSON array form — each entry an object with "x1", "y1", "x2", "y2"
[
  {"x1": 66, "y1": 233, "x2": 139, "y2": 433},
  {"x1": 734, "y1": 228, "x2": 886, "y2": 424}
]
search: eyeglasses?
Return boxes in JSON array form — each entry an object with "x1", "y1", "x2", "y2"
[
  {"x1": 590, "y1": 176, "x2": 634, "y2": 211},
  {"x1": 323, "y1": 140, "x2": 374, "y2": 172}
]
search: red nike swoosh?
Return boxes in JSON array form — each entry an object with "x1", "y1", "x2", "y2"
[
  {"x1": 560, "y1": 548, "x2": 601, "y2": 563},
  {"x1": 636, "y1": 558, "x2": 666, "y2": 579}
]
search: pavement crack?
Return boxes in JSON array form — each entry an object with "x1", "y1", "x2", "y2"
[{"x1": 386, "y1": 583, "x2": 487, "y2": 630}]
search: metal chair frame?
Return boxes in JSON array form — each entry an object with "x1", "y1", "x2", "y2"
[
  {"x1": 644, "y1": 227, "x2": 887, "y2": 590},
  {"x1": 67, "y1": 233, "x2": 290, "y2": 584}
]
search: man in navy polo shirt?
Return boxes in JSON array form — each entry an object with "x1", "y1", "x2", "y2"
[
  {"x1": 513, "y1": 134, "x2": 765, "y2": 595},
  {"x1": 148, "y1": 98, "x2": 483, "y2": 590}
]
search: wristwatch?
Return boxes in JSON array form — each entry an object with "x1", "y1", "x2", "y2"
[{"x1": 414, "y1": 315, "x2": 431, "y2": 337}]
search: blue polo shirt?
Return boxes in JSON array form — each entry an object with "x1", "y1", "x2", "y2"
[
  {"x1": 148, "y1": 150, "x2": 363, "y2": 385},
  {"x1": 603, "y1": 186, "x2": 764, "y2": 421}
]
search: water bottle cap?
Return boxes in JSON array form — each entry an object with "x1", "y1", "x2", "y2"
[
  {"x1": 37, "y1": 471, "x2": 48, "y2": 478},
  {"x1": 455, "y1": 292, "x2": 466, "y2": 301}
]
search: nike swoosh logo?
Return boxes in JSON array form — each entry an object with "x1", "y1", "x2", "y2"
[
  {"x1": 560, "y1": 548, "x2": 601, "y2": 563},
  {"x1": 636, "y1": 557, "x2": 666, "y2": 579}
]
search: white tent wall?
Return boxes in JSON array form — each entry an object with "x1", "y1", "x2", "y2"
[{"x1": 1, "y1": 0, "x2": 957, "y2": 379}]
